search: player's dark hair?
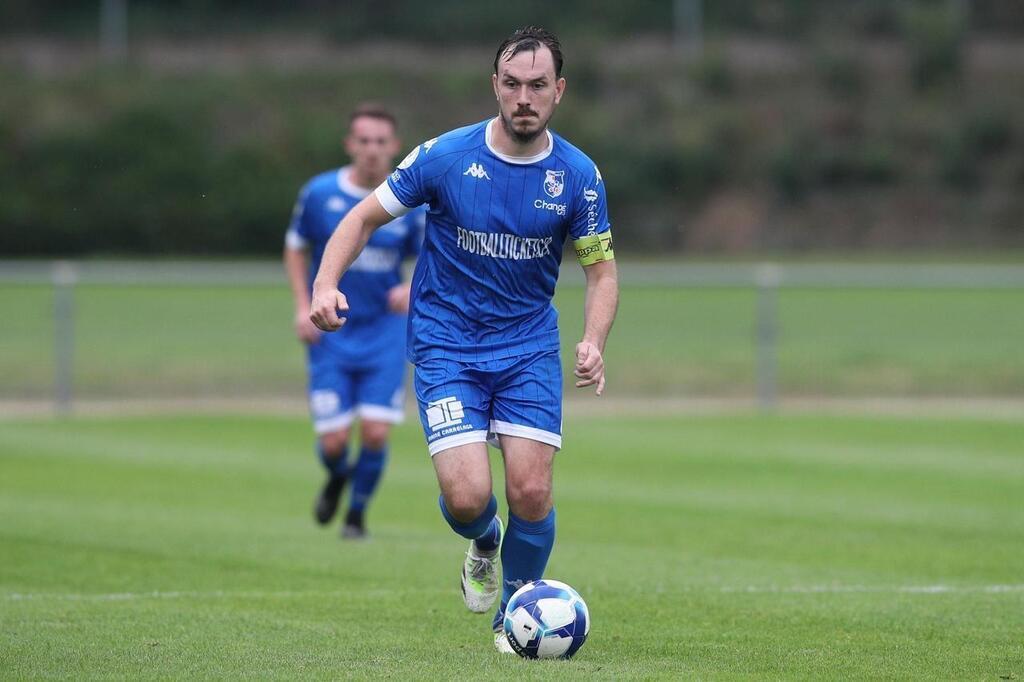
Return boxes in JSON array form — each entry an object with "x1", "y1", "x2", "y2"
[
  {"x1": 349, "y1": 103, "x2": 398, "y2": 131},
  {"x1": 494, "y1": 26, "x2": 563, "y2": 78}
]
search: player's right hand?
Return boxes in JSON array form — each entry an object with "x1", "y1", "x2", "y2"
[
  {"x1": 294, "y1": 309, "x2": 321, "y2": 344},
  {"x1": 309, "y1": 287, "x2": 349, "y2": 332}
]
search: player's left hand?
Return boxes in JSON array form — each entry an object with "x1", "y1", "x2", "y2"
[
  {"x1": 386, "y1": 284, "x2": 411, "y2": 314},
  {"x1": 310, "y1": 286, "x2": 349, "y2": 331},
  {"x1": 574, "y1": 341, "x2": 606, "y2": 396}
]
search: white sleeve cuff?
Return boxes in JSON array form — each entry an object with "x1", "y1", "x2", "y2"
[
  {"x1": 374, "y1": 181, "x2": 413, "y2": 218},
  {"x1": 284, "y1": 228, "x2": 308, "y2": 250}
]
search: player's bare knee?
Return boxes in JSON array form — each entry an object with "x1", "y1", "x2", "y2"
[
  {"x1": 318, "y1": 429, "x2": 350, "y2": 458},
  {"x1": 360, "y1": 421, "x2": 390, "y2": 450},
  {"x1": 443, "y1": 487, "x2": 492, "y2": 522},
  {"x1": 507, "y1": 479, "x2": 552, "y2": 521}
]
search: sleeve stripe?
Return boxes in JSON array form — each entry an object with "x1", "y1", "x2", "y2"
[
  {"x1": 375, "y1": 182, "x2": 413, "y2": 218},
  {"x1": 284, "y1": 228, "x2": 308, "y2": 250}
]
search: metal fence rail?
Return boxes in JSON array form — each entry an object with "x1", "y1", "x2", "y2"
[{"x1": 2, "y1": 259, "x2": 1023, "y2": 414}]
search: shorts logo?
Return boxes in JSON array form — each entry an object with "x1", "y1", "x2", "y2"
[
  {"x1": 310, "y1": 390, "x2": 340, "y2": 418},
  {"x1": 543, "y1": 169, "x2": 564, "y2": 198},
  {"x1": 426, "y1": 396, "x2": 465, "y2": 431}
]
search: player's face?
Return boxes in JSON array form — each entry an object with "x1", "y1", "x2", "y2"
[
  {"x1": 492, "y1": 45, "x2": 565, "y2": 144},
  {"x1": 345, "y1": 116, "x2": 400, "y2": 179}
]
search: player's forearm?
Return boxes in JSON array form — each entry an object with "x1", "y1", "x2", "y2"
[
  {"x1": 312, "y1": 212, "x2": 373, "y2": 294},
  {"x1": 581, "y1": 264, "x2": 619, "y2": 352},
  {"x1": 283, "y1": 247, "x2": 311, "y2": 311}
]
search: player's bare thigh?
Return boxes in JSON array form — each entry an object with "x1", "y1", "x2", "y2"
[
  {"x1": 433, "y1": 441, "x2": 492, "y2": 521},
  {"x1": 499, "y1": 435, "x2": 554, "y2": 522}
]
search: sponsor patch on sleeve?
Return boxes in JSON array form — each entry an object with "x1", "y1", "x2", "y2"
[{"x1": 573, "y1": 230, "x2": 615, "y2": 266}]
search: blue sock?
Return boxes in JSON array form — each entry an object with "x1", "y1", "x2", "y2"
[
  {"x1": 349, "y1": 446, "x2": 387, "y2": 513},
  {"x1": 474, "y1": 517, "x2": 501, "y2": 553},
  {"x1": 317, "y1": 443, "x2": 349, "y2": 478},
  {"x1": 439, "y1": 494, "x2": 497, "y2": 540},
  {"x1": 494, "y1": 509, "x2": 556, "y2": 628}
]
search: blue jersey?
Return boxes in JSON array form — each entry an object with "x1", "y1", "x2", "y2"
[
  {"x1": 374, "y1": 119, "x2": 611, "y2": 364},
  {"x1": 287, "y1": 166, "x2": 425, "y2": 363}
]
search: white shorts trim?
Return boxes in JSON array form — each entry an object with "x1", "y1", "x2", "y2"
[
  {"x1": 357, "y1": 404, "x2": 405, "y2": 424},
  {"x1": 488, "y1": 420, "x2": 562, "y2": 451},
  {"x1": 428, "y1": 430, "x2": 488, "y2": 457},
  {"x1": 374, "y1": 182, "x2": 413, "y2": 218},
  {"x1": 313, "y1": 410, "x2": 355, "y2": 435}
]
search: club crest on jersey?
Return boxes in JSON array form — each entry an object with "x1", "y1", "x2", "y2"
[{"x1": 543, "y1": 169, "x2": 565, "y2": 198}]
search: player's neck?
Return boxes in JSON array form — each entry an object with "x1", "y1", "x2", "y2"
[
  {"x1": 488, "y1": 117, "x2": 550, "y2": 159},
  {"x1": 347, "y1": 166, "x2": 386, "y2": 191}
]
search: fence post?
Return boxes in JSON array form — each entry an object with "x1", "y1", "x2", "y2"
[
  {"x1": 53, "y1": 261, "x2": 77, "y2": 415},
  {"x1": 755, "y1": 263, "x2": 781, "y2": 412}
]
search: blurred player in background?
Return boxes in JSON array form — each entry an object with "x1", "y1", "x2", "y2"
[
  {"x1": 284, "y1": 104, "x2": 425, "y2": 539},
  {"x1": 309, "y1": 27, "x2": 617, "y2": 651}
]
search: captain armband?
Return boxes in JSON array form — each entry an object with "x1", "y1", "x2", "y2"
[{"x1": 573, "y1": 231, "x2": 615, "y2": 266}]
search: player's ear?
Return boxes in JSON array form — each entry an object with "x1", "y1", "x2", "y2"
[
  {"x1": 554, "y1": 77, "x2": 566, "y2": 104},
  {"x1": 492, "y1": 73, "x2": 500, "y2": 101}
]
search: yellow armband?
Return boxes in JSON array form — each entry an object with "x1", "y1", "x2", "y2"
[{"x1": 573, "y1": 231, "x2": 615, "y2": 266}]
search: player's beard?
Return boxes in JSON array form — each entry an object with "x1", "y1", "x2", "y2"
[{"x1": 499, "y1": 107, "x2": 549, "y2": 145}]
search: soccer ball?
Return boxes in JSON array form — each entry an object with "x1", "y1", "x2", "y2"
[{"x1": 502, "y1": 579, "x2": 590, "y2": 659}]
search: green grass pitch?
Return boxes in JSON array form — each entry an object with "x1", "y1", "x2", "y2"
[{"x1": 2, "y1": 412, "x2": 1022, "y2": 678}]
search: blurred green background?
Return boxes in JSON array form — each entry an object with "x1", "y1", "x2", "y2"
[
  {"x1": 2, "y1": 0, "x2": 1023, "y2": 255},
  {"x1": 2, "y1": 1, "x2": 1023, "y2": 404}
]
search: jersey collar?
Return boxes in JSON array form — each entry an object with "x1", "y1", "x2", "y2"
[
  {"x1": 337, "y1": 166, "x2": 373, "y2": 198},
  {"x1": 485, "y1": 118, "x2": 553, "y2": 165}
]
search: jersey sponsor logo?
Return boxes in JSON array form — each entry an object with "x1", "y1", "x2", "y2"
[
  {"x1": 397, "y1": 145, "x2": 420, "y2": 170},
  {"x1": 350, "y1": 246, "x2": 401, "y2": 273},
  {"x1": 456, "y1": 226, "x2": 553, "y2": 260},
  {"x1": 583, "y1": 188, "x2": 598, "y2": 203},
  {"x1": 463, "y1": 162, "x2": 490, "y2": 179},
  {"x1": 426, "y1": 396, "x2": 465, "y2": 431},
  {"x1": 325, "y1": 196, "x2": 348, "y2": 212},
  {"x1": 543, "y1": 169, "x2": 565, "y2": 198},
  {"x1": 534, "y1": 198, "x2": 566, "y2": 216}
]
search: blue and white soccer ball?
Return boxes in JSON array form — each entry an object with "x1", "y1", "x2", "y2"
[{"x1": 502, "y1": 579, "x2": 590, "y2": 659}]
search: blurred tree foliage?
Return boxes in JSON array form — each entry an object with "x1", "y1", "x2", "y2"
[{"x1": 2, "y1": 1, "x2": 1023, "y2": 254}]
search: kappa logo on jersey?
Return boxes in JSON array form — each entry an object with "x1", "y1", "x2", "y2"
[
  {"x1": 426, "y1": 396, "x2": 465, "y2": 431},
  {"x1": 463, "y1": 163, "x2": 490, "y2": 180},
  {"x1": 422, "y1": 137, "x2": 438, "y2": 153},
  {"x1": 595, "y1": 165, "x2": 603, "y2": 184},
  {"x1": 325, "y1": 196, "x2": 348, "y2": 212},
  {"x1": 583, "y1": 188, "x2": 599, "y2": 203},
  {"x1": 543, "y1": 169, "x2": 565, "y2": 198}
]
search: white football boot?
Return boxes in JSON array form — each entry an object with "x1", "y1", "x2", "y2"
[
  {"x1": 460, "y1": 516, "x2": 503, "y2": 613},
  {"x1": 493, "y1": 630, "x2": 516, "y2": 654}
]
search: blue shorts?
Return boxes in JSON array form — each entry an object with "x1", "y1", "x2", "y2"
[
  {"x1": 414, "y1": 351, "x2": 562, "y2": 457},
  {"x1": 307, "y1": 342, "x2": 406, "y2": 435}
]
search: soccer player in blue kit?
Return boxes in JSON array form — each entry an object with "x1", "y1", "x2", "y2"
[
  {"x1": 284, "y1": 104, "x2": 425, "y2": 539},
  {"x1": 309, "y1": 28, "x2": 618, "y2": 651}
]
